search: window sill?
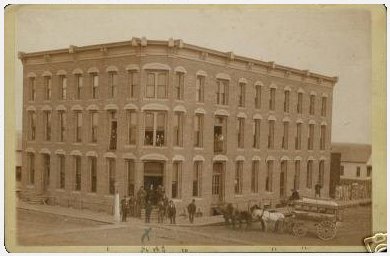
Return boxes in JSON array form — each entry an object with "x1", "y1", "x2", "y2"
[
  {"x1": 252, "y1": 148, "x2": 261, "y2": 151},
  {"x1": 88, "y1": 143, "x2": 98, "y2": 146},
  {"x1": 238, "y1": 106, "x2": 246, "y2": 109},
  {"x1": 215, "y1": 104, "x2": 229, "y2": 108},
  {"x1": 237, "y1": 148, "x2": 245, "y2": 151},
  {"x1": 124, "y1": 144, "x2": 136, "y2": 148},
  {"x1": 195, "y1": 102, "x2": 205, "y2": 105},
  {"x1": 143, "y1": 146, "x2": 168, "y2": 149},
  {"x1": 55, "y1": 189, "x2": 65, "y2": 192},
  {"x1": 194, "y1": 147, "x2": 204, "y2": 150},
  {"x1": 72, "y1": 142, "x2": 83, "y2": 146},
  {"x1": 173, "y1": 146, "x2": 184, "y2": 150},
  {"x1": 143, "y1": 98, "x2": 169, "y2": 101},
  {"x1": 71, "y1": 191, "x2": 81, "y2": 194},
  {"x1": 234, "y1": 194, "x2": 244, "y2": 198},
  {"x1": 126, "y1": 98, "x2": 138, "y2": 101},
  {"x1": 104, "y1": 194, "x2": 115, "y2": 198},
  {"x1": 87, "y1": 192, "x2": 97, "y2": 196},
  {"x1": 57, "y1": 142, "x2": 66, "y2": 144},
  {"x1": 175, "y1": 99, "x2": 185, "y2": 103}
]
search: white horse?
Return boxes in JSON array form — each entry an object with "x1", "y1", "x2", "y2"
[{"x1": 251, "y1": 205, "x2": 285, "y2": 232}]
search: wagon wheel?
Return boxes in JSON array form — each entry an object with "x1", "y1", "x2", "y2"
[
  {"x1": 292, "y1": 223, "x2": 307, "y2": 237},
  {"x1": 316, "y1": 220, "x2": 337, "y2": 240}
]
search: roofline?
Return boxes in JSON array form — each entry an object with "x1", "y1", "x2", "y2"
[{"x1": 18, "y1": 37, "x2": 338, "y2": 83}]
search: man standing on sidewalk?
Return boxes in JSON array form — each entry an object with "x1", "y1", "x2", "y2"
[
  {"x1": 187, "y1": 199, "x2": 196, "y2": 224},
  {"x1": 145, "y1": 200, "x2": 153, "y2": 223}
]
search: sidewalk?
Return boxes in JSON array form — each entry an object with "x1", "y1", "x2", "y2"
[{"x1": 17, "y1": 201, "x2": 225, "y2": 227}]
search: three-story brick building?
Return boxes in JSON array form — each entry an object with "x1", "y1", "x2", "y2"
[{"x1": 19, "y1": 37, "x2": 337, "y2": 215}]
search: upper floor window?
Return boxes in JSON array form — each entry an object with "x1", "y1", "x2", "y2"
[
  {"x1": 29, "y1": 77, "x2": 36, "y2": 101},
  {"x1": 75, "y1": 111, "x2": 82, "y2": 143},
  {"x1": 216, "y1": 79, "x2": 229, "y2": 105},
  {"x1": 146, "y1": 71, "x2": 168, "y2": 99},
  {"x1": 266, "y1": 160, "x2": 273, "y2": 192},
  {"x1": 194, "y1": 114, "x2": 204, "y2": 147},
  {"x1": 306, "y1": 160, "x2": 313, "y2": 189},
  {"x1": 75, "y1": 74, "x2": 83, "y2": 100},
  {"x1": 44, "y1": 76, "x2": 52, "y2": 100},
  {"x1": 308, "y1": 124, "x2": 314, "y2": 150},
  {"x1": 107, "y1": 158, "x2": 116, "y2": 195},
  {"x1": 238, "y1": 82, "x2": 246, "y2": 107},
  {"x1": 269, "y1": 88, "x2": 276, "y2": 111},
  {"x1": 144, "y1": 111, "x2": 166, "y2": 147},
  {"x1": 268, "y1": 120, "x2": 275, "y2": 149},
  {"x1": 255, "y1": 85, "x2": 261, "y2": 109},
  {"x1": 321, "y1": 96, "x2": 327, "y2": 117},
  {"x1": 90, "y1": 111, "x2": 98, "y2": 143},
  {"x1": 172, "y1": 161, "x2": 182, "y2": 199},
  {"x1": 320, "y1": 125, "x2": 326, "y2": 150},
  {"x1": 251, "y1": 160, "x2": 260, "y2": 193},
  {"x1": 193, "y1": 161, "x2": 202, "y2": 197},
  {"x1": 214, "y1": 116, "x2": 227, "y2": 153},
  {"x1": 91, "y1": 73, "x2": 99, "y2": 99},
  {"x1": 253, "y1": 119, "x2": 261, "y2": 149},
  {"x1": 318, "y1": 160, "x2": 324, "y2": 186},
  {"x1": 28, "y1": 112, "x2": 36, "y2": 141},
  {"x1": 282, "y1": 121, "x2": 289, "y2": 150},
  {"x1": 108, "y1": 111, "x2": 117, "y2": 151},
  {"x1": 108, "y1": 72, "x2": 118, "y2": 98},
  {"x1": 59, "y1": 75, "x2": 67, "y2": 100},
  {"x1": 58, "y1": 111, "x2": 66, "y2": 142},
  {"x1": 295, "y1": 123, "x2": 302, "y2": 150},
  {"x1": 28, "y1": 153, "x2": 35, "y2": 185},
  {"x1": 174, "y1": 72, "x2": 184, "y2": 100},
  {"x1": 237, "y1": 118, "x2": 245, "y2": 149},
  {"x1": 284, "y1": 90, "x2": 290, "y2": 113},
  {"x1": 297, "y1": 92, "x2": 303, "y2": 114},
  {"x1": 127, "y1": 111, "x2": 137, "y2": 145},
  {"x1": 74, "y1": 155, "x2": 81, "y2": 191},
  {"x1": 356, "y1": 166, "x2": 361, "y2": 177},
  {"x1": 44, "y1": 111, "x2": 52, "y2": 141},
  {"x1": 196, "y1": 76, "x2": 205, "y2": 102},
  {"x1": 309, "y1": 95, "x2": 315, "y2": 115},
  {"x1": 173, "y1": 112, "x2": 184, "y2": 147},
  {"x1": 58, "y1": 155, "x2": 65, "y2": 189},
  {"x1": 128, "y1": 71, "x2": 138, "y2": 98}
]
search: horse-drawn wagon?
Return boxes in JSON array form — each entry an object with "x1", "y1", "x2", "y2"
[{"x1": 285, "y1": 197, "x2": 343, "y2": 240}]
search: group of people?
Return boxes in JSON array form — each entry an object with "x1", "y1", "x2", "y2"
[{"x1": 120, "y1": 185, "x2": 198, "y2": 225}]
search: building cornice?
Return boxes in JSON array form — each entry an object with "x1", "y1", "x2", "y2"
[{"x1": 18, "y1": 37, "x2": 338, "y2": 85}]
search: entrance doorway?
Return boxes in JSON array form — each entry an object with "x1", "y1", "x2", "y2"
[
  {"x1": 212, "y1": 162, "x2": 225, "y2": 204},
  {"x1": 144, "y1": 161, "x2": 164, "y2": 204}
]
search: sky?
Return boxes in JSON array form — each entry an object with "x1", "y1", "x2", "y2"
[{"x1": 14, "y1": 5, "x2": 372, "y2": 144}]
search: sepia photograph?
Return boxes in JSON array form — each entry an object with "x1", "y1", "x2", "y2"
[{"x1": 4, "y1": 4, "x2": 387, "y2": 253}]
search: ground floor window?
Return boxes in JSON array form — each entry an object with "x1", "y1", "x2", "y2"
[
  {"x1": 89, "y1": 156, "x2": 97, "y2": 193},
  {"x1": 74, "y1": 156, "x2": 81, "y2": 191},
  {"x1": 43, "y1": 154, "x2": 51, "y2": 187},
  {"x1": 266, "y1": 160, "x2": 273, "y2": 192},
  {"x1": 294, "y1": 160, "x2": 300, "y2": 190},
  {"x1": 234, "y1": 161, "x2": 243, "y2": 195},
  {"x1": 58, "y1": 155, "x2": 65, "y2": 189},
  {"x1": 318, "y1": 160, "x2": 324, "y2": 187},
  {"x1": 251, "y1": 160, "x2": 259, "y2": 193},
  {"x1": 172, "y1": 161, "x2": 182, "y2": 199},
  {"x1": 108, "y1": 158, "x2": 116, "y2": 195},
  {"x1": 306, "y1": 160, "x2": 313, "y2": 189},
  {"x1": 126, "y1": 159, "x2": 135, "y2": 196},
  {"x1": 28, "y1": 153, "x2": 35, "y2": 185},
  {"x1": 193, "y1": 161, "x2": 202, "y2": 197}
]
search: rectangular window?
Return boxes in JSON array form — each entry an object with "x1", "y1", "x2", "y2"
[
  {"x1": 282, "y1": 122, "x2": 289, "y2": 150},
  {"x1": 214, "y1": 116, "x2": 227, "y2": 153},
  {"x1": 295, "y1": 123, "x2": 302, "y2": 150},
  {"x1": 173, "y1": 112, "x2": 183, "y2": 147},
  {"x1": 109, "y1": 111, "x2": 117, "y2": 150},
  {"x1": 60, "y1": 75, "x2": 67, "y2": 100},
  {"x1": 128, "y1": 71, "x2": 138, "y2": 98},
  {"x1": 75, "y1": 112, "x2": 82, "y2": 142},
  {"x1": 193, "y1": 161, "x2": 202, "y2": 197},
  {"x1": 91, "y1": 73, "x2": 99, "y2": 99},
  {"x1": 44, "y1": 76, "x2": 52, "y2": 100},
  {"x1": 237, "y1": 118, "x2": 245, "y2": 148},
  {"x1": 238, "y1": 82, "x2": 246, "y2": 107},
  {"x1": 297, "y1": 92, "x2": 303, "y2": 114},
  {"x1": 321, "y1": 97, "x2": 327, "y2": 116},
  {"x1": 144, "y1": 112, "x2": 166, "y2": 147},
  {"x1": 234, "y1": 161, "x2": 243, "y2": 195},
  {"x1": 175, "y1": 72, "x2": 184, "y2": 100},
  {"x1": 194, "y1": 114, "x2": 203, "y2": 147},
  {"x1": 251, "y1": 160, "x2": 259, "y2": 193},
  {"x1": 196, "y1": 76, "x2": 205, "y2": 102},
  {"x1": 266, "y1": 161, "x2": 273, "y2": 192},
  {"x1": 75, "y1": 74, "x2": 83, "y2": 100},
  {"x1": 340, "y1": 165, "x2": 344, "y2": 176},
  {"x1": 356, "y1": 166, "x2": 361, "y2": 177},
  {"x1": 74, "y1": 156, "x2": 81, "y2": 191},
  {"x1": 91, "y1": 112, "x2": 98, "y2": 143},
  {"x1": 284, "y1": 90, "x2": 290, "y2": 113},
  {"x1": 59, "y1": 111, "x2": 66, "y2": 142},
  {"x1": 29, "y1": 112, "x2": 36, "y2": 141},
  {"x1": 268, "y1": 120, "x2": 275, "y2": 149},
  {"x1": 28, "y1": 153, "x2": 35, "y2": 185},
  {"x1": 127, "y1": 111, "x2": 137, "y2": 145},
  {"x1": 269, "y1": 88, "x2": 276, "y2": 111},
  {"x1": 146, "y1": 73, "x2": 155, "y2": 98},
  {"x1": 253, "y1": 119, "x2": 261, "y2": 149},
  {"x1": 309, "y1": 95, "x2": 315, "y2": 115},
  {"x1": 44, "y1": 111, "x2": 51, "y2": 141},
  {"x1": 157, "y1": 72, "x2": 167, "y2": 99},
  {"x1": 146, "y1": 71, "x2": 167, "y2": 99},
  {"x1": 294, "y1": 160, "x2": 300, "y2": 190},
  {"x1": 108, "y1": 72, "x2": 117, "y2": 98},
  {"x1": 367, "y1": 166, "x2": 372, "y2": 177},
  {"x1": 43, "y1": 154, "x2": 50, "y2": 187},
  {"x1": 58, "y1": 155, "x2": 65, "y2": 189},
  {"x1": 90, "y1": 157, "x2": 97, "y2": 193},
  {"x1": 306, "y1": 160, "x2": 313, "y2": 189},
  {"x1": 308, "y1": 124, "x2": 314, "y2": 150},
  {"x1": 319, "y1": 160, "x2": 324, "y2": 187},
  {"x1": 126, "y1": 160, "x2": 135, "y2": 196},
  {"x1": 320, "y1": 125, "x2": 326, "y2": 150},
  {"x1": 29, "y1": 77, "x2": 36, "y2": 101},
  {"x1": 216, "y1": 79, "x2": 229, "y2": 105},
  {"x1": 255, "y1": 85, "x2": 261, "y2": 109},
  {"x1": 172, "y1": 162, "x2": 182, "y2": 199},
  {"x1": 108, "y1": 158, "x2": 116, "y2": 195}
]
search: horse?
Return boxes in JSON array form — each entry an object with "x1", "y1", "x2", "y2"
[
  {"x1": 250, "y1": 204, "x2": 285, "y2": 232},
  {"x1": 222, "y1": 203, "x2": 252, "y2": 230}
]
